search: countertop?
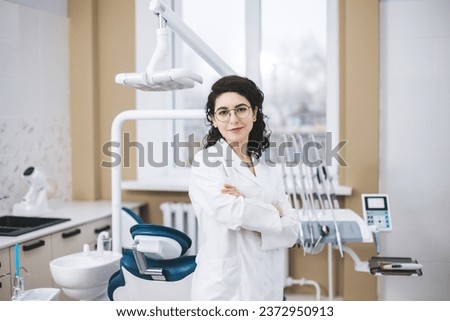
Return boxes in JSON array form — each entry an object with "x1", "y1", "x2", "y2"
[{"x1": 0, "y1": 200, "x2": 144, "y2": 250}]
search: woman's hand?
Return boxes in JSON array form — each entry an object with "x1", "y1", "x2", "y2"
[
  {"x1": 221, "y1": 184, "x2": 282, "y2": 217},
  {"x1": 221, "y1": 183, "x2": 243, "y2": 197}
]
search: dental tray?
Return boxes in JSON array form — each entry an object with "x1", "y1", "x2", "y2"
[{"x1": 369, "y1": 256, "x2": 423, "y2": 276}]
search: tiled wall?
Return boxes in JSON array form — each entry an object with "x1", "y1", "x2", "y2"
[
  {"x1": 0, "y1": 0, "x2": 71, "y2": 215},
  {"x1": 379, "y1": 0, "x2": 450, "y2": 300}
]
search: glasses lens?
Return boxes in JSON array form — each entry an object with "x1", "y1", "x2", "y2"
[
  {"x1": 216, "y1": 110, "x2": 230, "y2": 122},
  {"x1": 236, "y1": 106, "x2": 250, "y2": 119}
]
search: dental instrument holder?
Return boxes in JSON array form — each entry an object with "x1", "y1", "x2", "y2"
[{"x1": 368, "y1": 256, "x2": 423, "y2": 276}]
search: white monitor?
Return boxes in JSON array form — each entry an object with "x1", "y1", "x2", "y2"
[{"x1": 361, "y1": 194, "x2": 392, "y2": 232}]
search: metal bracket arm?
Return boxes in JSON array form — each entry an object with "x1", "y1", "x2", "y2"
[{"x1": 149, "y1": 0, "x2": 236, "y2": 76}]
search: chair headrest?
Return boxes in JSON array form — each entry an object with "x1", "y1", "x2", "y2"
[{"x1": 130, "y1": 224, "x2": 192, "y2": 256}]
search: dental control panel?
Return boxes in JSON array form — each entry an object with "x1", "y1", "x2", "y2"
[{"x1": 362, "y1": 194, "x2": 392, "y2": 232}]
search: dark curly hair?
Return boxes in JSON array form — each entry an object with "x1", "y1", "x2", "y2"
[{"x1": 203, "y1": 75, "x2": 271, "y2": 159}]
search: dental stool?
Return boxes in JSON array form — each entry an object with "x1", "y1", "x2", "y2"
[{"x1": 107, "y1": 224, "x2": 196, "y2": 301}]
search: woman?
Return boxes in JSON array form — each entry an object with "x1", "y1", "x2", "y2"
[{"x1": 188, "y1": 75, "x2": 299, "y2": 300}]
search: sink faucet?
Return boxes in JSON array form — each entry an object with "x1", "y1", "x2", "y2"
[
  {"x1": 11, "y1": 267, "x2": 29, "y2": 300},
  {"x1": 97, "y1": 231, "x2": 110, "y2": 255}
]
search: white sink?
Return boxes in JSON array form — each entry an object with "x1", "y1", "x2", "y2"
[{"x1": 50, "y1": 250, "x2": 122, "y2": 300}]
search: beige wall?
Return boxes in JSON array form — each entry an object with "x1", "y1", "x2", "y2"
[
  {"x1": 69, "y1": 0, "x2": 379, "y2": 300},
  {"x1": 339, "y1": 0, "x2": 379, "y2": 300},
  {"x1": 69, "y1": 0, "x2": 100, "y2": 200}
]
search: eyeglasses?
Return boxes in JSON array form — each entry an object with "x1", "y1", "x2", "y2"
[{"x1": 214, "y1": 105, "x2": 252, "y2": 122}]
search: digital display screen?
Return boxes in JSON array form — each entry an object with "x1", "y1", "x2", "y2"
[{"x1": 367, "y1": 197, "x2": 386, "y2": 210}]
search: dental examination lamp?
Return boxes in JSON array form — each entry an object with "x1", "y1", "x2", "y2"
[
  {"x1": 115, "y1": 0, "x2": 236, "y2": 91},
  {"x1": 12, "y1": 167, "x2": 51, "y2": 217}
]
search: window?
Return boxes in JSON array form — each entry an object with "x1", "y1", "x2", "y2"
[
  {"x1": 130, "y1": 0, "x2": 338, "y2": 191},
  {"x1": 261, "y1": 0, "x2": 327, "y2": 134}
]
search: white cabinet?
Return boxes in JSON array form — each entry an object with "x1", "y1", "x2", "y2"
[
  {"x1": 0, "y1": 247, "x2": 12, "y2": 301},
  {"x1": 51, "y1": 226, "x2": 85, "y2": 259}
]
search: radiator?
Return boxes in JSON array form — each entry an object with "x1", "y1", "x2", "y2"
[{"x1": 160, "y1": 202, "x2": 198, "y2": 255}]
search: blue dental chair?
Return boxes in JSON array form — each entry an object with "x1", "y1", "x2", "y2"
[{"x1": 108, "y1": 209, "x2": 196, "y2": 301}]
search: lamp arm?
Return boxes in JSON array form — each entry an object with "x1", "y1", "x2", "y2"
[{"x1": 149, "y1": 0, "x2": 236, "y2": 77}]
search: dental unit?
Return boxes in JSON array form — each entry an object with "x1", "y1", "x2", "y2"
[{"x1": 279, "y1": 133, "x2": 422, "y2": 298}]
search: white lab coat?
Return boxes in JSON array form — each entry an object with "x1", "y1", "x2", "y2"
[{"x1": 188, "y1": 140, "x2": 299, "y2": 300}]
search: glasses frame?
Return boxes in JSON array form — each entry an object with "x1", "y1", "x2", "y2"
[{"x1": 214, "y1": 104, "x2": 253, "y2": 122}]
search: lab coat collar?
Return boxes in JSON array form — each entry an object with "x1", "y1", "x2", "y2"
[{"x1": 216, "y1": 139, "x2": 260, "y2": 184}]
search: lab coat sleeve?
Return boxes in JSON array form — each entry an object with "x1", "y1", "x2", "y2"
[
  {"x1": 189, "y1": 152, "x2": 282, "y2": 234},
  {"x1": 260, "y1": 173, "x2": 299, "y2": 251}
]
